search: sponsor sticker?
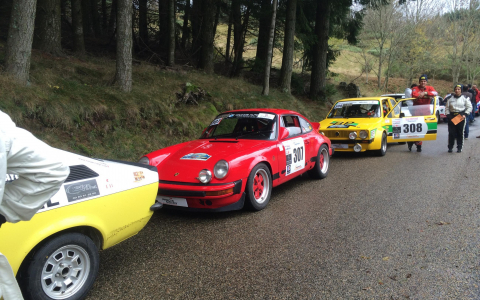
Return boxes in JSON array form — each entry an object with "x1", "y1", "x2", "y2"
[
  {"x1": 64, "y1": 179, "x2": 100, "y2": 202},
  {"x1": 134, "y1": 171, "x2": 145, "y2": 182},
  {"x1": 257, "y1": 113, "x2": 275, "y2": 120},
  {"x1": 181, "y1": 153, "x2": 212, "y2": 161},
  {"x1": 282, "y1": 138, "x2": 305, "y2": 176},
  {"x1": 210, "y1": 118, "x2": 222, "y2": 126}
]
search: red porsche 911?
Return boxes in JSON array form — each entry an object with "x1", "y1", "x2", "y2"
[{"x1": 139, "y1": 109, "x2": 332, "y2": 212}]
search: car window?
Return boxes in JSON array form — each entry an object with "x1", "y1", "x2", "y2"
[
  {"x1": 388, "y1": 99, "x2": 434, "y2": 118},
  {"x1": 200, "y1": 112, "x2": 277, "y2": 140},
  {"x1": 281, "y1": 115, "x2": 302, "y2": 137},
  {"x1": 328, "y1": 100, "x2": 381, "y2": 118},
  {"x1": 299, "y1": 117, "x2": 312, "y2": 133}
]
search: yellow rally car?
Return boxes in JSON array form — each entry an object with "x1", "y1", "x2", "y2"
[
  {"x1": 0, "y1": 151, "x2": 161, "y2": 300},
  {"x1": 318, "y1": 97, "x2": 437, "y2": 155}
]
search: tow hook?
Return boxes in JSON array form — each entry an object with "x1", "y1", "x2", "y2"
[{"x1": 150, "y1": 201, "x2": 163, "y2": 211}]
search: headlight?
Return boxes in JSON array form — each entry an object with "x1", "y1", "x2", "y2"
[
  {"x1": 138, "y1": 157, "x2": 150, "y2": 165},
  {"x1": 214, "y1": 160, "x2": 229, "y2": 179},
  {"x1": 359, "y1": 130, "x2": 368, "y2": 139},
  {"x1": 349, "y1": 132, "x2": 357, "y2": 140},
  {"x1": 198, "y1": 169, "x2": 212, "y2": 183}
]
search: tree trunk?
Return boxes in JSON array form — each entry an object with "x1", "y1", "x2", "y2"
[
  {"x1": 262, "y1": 0, "x2": 278, "y2": 96},
  {"x1": 0, "y1": 0, "x2": 13, "y2": 40},
  {"x1": 5, "y1": 0, "x2": 37, "y2": 85},
  {"x1": 91, "y1": 0, "x2": 102, "y2": 37},
  {"x1": 213, "y1": 1, "x2": 220, "y2": 36},
  {"x1": 279, "y1": 0, "x2": 297, "y2": 94},
  {"x1": 181, "y1": 0, "x2": 190, "y2": 49},
  {"x1": 190, "y1": 0, "x2": 201, "y2": 60},
  {"x1": 231, "y1": 1, "x2": 250, "y2": 77},
  {"x1": 198, "y1": 0, "x2": 215, "y2": 73},
  {"x1": 225, "y1": 5, "x2": 232, "y2": 63},
  {"x1": 115, "y1": 0, "x2": 132, "y2": 92},
  {"x1": 82, "y1": 0, "x2": 94, "y2": 37},
  {"x1": 108, "y1": 0, "x2": 116, "y2": 39},
  {"x1": 71, "y1": 0, "x2": 85, "y2": 54},
  {"x1": 139, "y1": 0, "x2": 148, "y2": 46},
  {"x1": 253, "y1": 0, "x2": 272, "y2": 72},
  {"x1": 167, "y1": 0, "x2": 175, "y2": 66},
  {"x1": 102, "y1": 0, "x2": 107, "y2": 32},
  {"x1": 158, "y1": 0, "x2": 168, "y2": 51},
  {"x1": 34, "y1": 0, "x2": 63, "y2": 56},
  {"x1": 310, "y1": 0, "x2": 330, "y2": 99}
]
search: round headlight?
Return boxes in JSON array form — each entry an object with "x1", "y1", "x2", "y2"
[
  {"x1": 138, "y1": 157, "x2": 150, "y2": 165},
  {"x1": 349, "y1": 132, "x2": 357, "y2": 140},
  {"x1": 198, "y1": 169, "x2": 212, "y2": 183},
  {"x1": 353, "y1": 143, "x2": 362, "y2": 152},
  {"x1": 359, "y1": 130, "x2": 368, "y2": 139},
  {"x1": 214, "y1": 160, "x2": 229, "y2": 179}
]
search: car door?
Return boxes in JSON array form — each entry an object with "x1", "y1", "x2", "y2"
[
  {"x1": 385, "y1": 98, "x2": 437, "y2": 143},
  {"x1": 277, "y1": 115, "x2": 309, "y2": 184}
]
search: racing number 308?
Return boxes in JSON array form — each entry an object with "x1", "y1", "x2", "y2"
[
  {"x1": 403, "y1": 123, "x2": 422, "y2": 133},
  {"x1": 293, "y1": 146, "x2": 304, "y2": 163}
]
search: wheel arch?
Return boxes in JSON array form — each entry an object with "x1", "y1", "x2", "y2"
[{"x1": 16, "y1": 226, "x2": 103, "y2": 279}]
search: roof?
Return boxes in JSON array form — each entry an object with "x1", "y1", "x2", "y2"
[{"x1": 224, "y1": 108, "x2": 302, "y2": 115}]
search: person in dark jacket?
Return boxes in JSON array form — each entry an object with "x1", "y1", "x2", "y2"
[
  {"x1": 445, "y1": 84, "x2": 473, "y2": 152},
  {"x1": 467, "y1": 84, "x2": 476, "y2": 123},
  {"x1": 462, "y1": 85, "x2": 473, "y2": 139}
]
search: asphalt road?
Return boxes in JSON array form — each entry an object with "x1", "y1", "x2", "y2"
[{"x1": 87, "y1": 121, "x2": 480, "y2": 300}]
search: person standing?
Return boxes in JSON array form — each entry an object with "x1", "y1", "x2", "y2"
[
  {"x1": 462, "y1": 85, "x2": 473, "y2": 139},
  {"x1": 445, "y1": 84, "x2": 472, "y2": 153},
  {"x1": 405, "y1": 83, "x2": 417, "y2": 98},
  {"x1": 0, "y1": 110, "x2": 69, "y2": 300},
  {"x1": 467, "y1": 84, "x2": 476, "y2": 123},
  {"x1": 409, "y1": 74, "x2": 438, "y2": 152}
]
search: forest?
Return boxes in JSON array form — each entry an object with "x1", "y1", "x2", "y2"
[{"x1": 0, "y1": 0, "x2": 479, "y2": 159}]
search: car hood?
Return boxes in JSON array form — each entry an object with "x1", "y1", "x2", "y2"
[
  {"x1": 319, "y1": 118, "x2": 383, "y2": 130},
  {"x1": 158, "y1": 139, "x2": 269, "y2": 183}
]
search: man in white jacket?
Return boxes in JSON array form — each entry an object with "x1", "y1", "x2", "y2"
[{"x1": 0, "y1": 110, "x2": 69, "y2": 300}]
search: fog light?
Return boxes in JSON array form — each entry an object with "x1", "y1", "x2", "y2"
[
  {"x1": 353, "y1": 143, "x2": 362, "y2": 152},
  {"x1": 349, "y1": 132, "x2": 357, "y2": 140},
  {"x1": 359, "y1": 130, "x2": 368, "y2": 139}
]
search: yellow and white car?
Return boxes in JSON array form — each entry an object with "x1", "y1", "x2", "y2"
[
  {"x1": 0, "y1": 151, "x2": 161, "y2": 300},
  {"x1": 318, "y1": 97, "x2": 437, "y2": 155}
]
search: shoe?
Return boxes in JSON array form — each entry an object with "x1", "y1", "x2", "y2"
[
  {"x1": 477, "y1": 136, "x2": 480, "y2": 138},
  {"x1": 457, "y1": 149, "x2": 462, "y2": 153},
  {"x1": 417, "y1": 147, "x2": 422, "y2": 152},
  {"x1": 408, "y1": 145, "x2": 412, "y2": 151},
  {"x1": 448, "y1": 149, "x2": 453, "y2": 153},
  {"x1": 465, "y1": 137, "x2": 468, "y2": 140}
]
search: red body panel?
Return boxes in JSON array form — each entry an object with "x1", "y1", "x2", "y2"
[{"x1": 142, "y1": 109, "x2": 331, "y2": 211}]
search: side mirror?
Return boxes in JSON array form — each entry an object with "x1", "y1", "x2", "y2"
[
  {"x1": 279, "y1": 127, "x2": 289, "y2": 140},
  {"x1": 312, "y1": 122, "x2": 320, "y2": 132},
  {"x1": 400, "y1": 113, "x2": 405, "y2": 118}
]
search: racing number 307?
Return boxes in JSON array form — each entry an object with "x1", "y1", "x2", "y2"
[
  {"x1": 403, "y1": 123, "x2": 422, "y2": 133},
  {"x1": 293, "y1": 146, "x2": 304, "y2": 163}
]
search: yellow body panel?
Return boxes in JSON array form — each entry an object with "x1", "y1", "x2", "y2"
[{"x1": 0, "y1": 182, "x2": 158, "y2": 275}]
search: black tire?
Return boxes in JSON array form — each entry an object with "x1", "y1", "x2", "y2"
[
  {"x1": 245, "y1": 163, "x2": 272, "y2": 211},
  {"x1": 18, "y1": 233, "x2": 99, "y2": 300},
  {"x1": 436, "y1": 111, "x2": 440, "y2": 124},
  {"x1": 308, "y1": 144, "x2": 330, "y2": 179},
  {"x1": 375, "y1": 132, "x2": 387, "y2": 156}
]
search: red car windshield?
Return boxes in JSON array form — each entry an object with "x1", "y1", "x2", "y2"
[{"x1": 200, "y1": 112, "x2": 277, "y2": 140}]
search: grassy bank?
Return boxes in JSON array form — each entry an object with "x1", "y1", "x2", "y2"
[{"x1": 0, "y1": 48, "x2": 329, "y2": 161}]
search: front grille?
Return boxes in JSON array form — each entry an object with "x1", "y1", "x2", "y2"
[
  {"x1": 64, "y1": 165, "x2": 99, "y2": 183},
  {"x1": 323, "y1": 131, "x2": 353, "y2": 139}
]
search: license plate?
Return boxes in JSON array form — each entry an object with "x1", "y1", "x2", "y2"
[
  {"x1": 331, "y1": 144, "x2": 348, "y2": 149},
  {"x1": 156, "y1": 196, "x2": 188, "y2": 207}
]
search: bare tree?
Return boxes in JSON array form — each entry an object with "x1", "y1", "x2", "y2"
[
  {"x1": 115, "y1": 0, "x2": 133, "y2": 92},
  {"x1": 5, "y1": 0, "x2": 37, "y2": 85},
  {"x1": 310, "y1": 0, "x2": 331, "y2": 99},
  {"x1": 167, "y1": 0, "x2": 175, "y2": 66},
  {"x1": 262, "y1": 0, "x2": 278, "y2": 96}
]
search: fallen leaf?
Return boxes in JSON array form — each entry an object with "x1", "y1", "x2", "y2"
[
  {"x1": 362, "y1": 287, "x2": 372, "y2": 291},
  {"x1": 378, "y1": 281, "x2": 384, "y2": 285},
  {"x1": 406, "y1": 274, "x2": 412, "y2": 278},
  {"x1": 389, "y1": 275, "x2": 397, "y2": 281},
  {"x1": 436, "y1": 221, "x2": 451, "y2": 225},
  {"x1": 383, "y1": 257, "x2": 390, "y2": 261}
]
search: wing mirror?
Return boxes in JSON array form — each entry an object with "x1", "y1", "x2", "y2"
[
  {"x1": 312, "y1": 122, "x2": 320, "y2": 132},
  {"x1": 279, "y1": 127, "x2": 289, "y2": 140}
]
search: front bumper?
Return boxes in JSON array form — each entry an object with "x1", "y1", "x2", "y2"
[
  {"x1": 329, "y1": 139, "x2": 374, "y2": 152},
  {"x1": 156, "y1": 179, "x2": 245, "y2": 211}
]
